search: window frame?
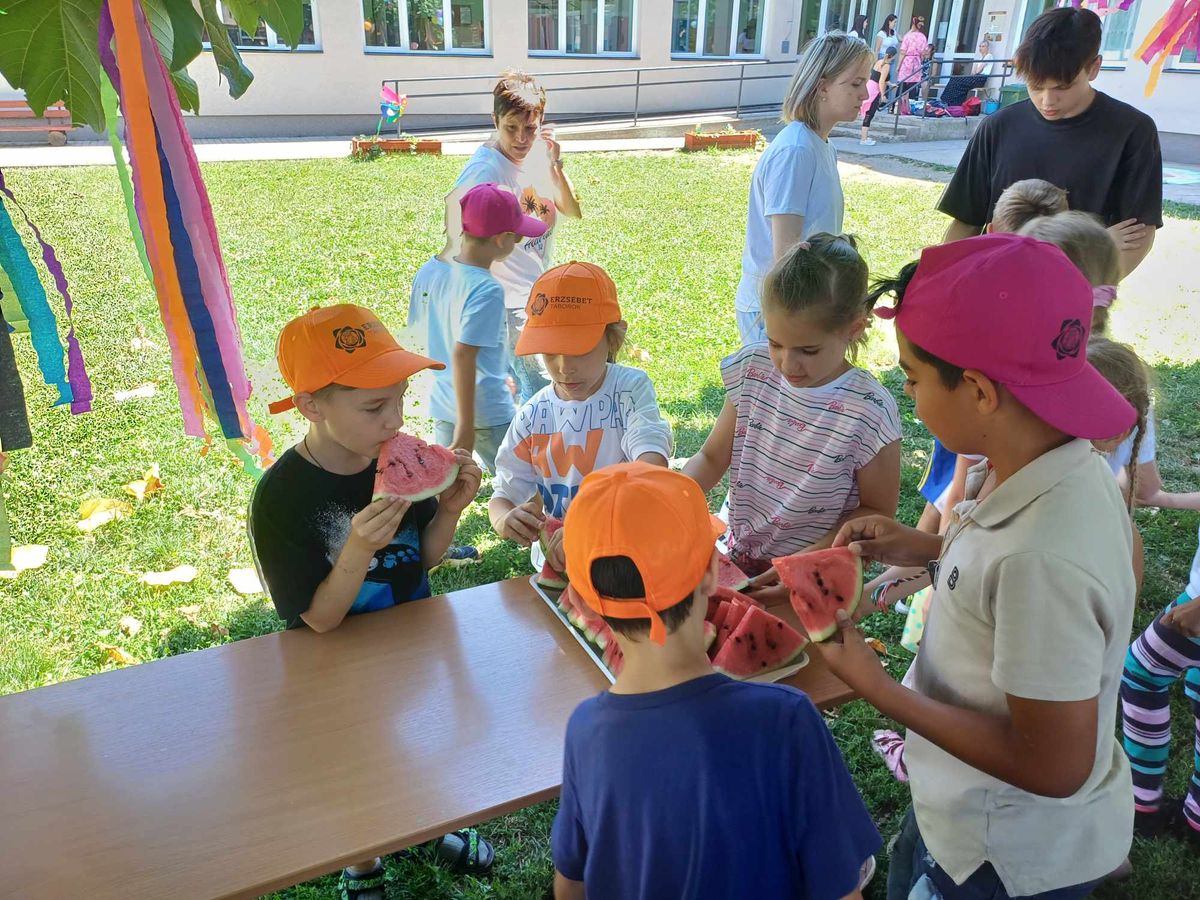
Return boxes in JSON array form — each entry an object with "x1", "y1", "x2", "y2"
[
  {"x1": 671, "y1": 0, "x2": 770, "y2": 59},
  {"x1": 1166, "y1": 46, "x2": 1200, "y2": 73},
  {"x1": 206, "y1": 0, "x2": 322, "y2": 52},
  {"x1": 1097, "y1": 0, "x2": 1141, "y2": 66},
  {"x1": 363, "y1": 0, "x2": 492, "y2": 56},
  {"x1": 528, "y1": 0, "x2": 640, "y2": 58}
]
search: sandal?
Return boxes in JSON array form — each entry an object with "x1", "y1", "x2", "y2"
[
  {"x1": 434, "y1": 828, "x2": 495, "y2": 876},
  {"x1": 339, "y1": 861, "x2": 386, "y2": 900}
]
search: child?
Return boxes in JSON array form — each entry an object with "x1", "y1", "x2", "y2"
[
  {"x1": 821, "y1": 234, "x2": 1138, "y2": 900},
  {"x1": 1020, "y1": 210, "x2": 1121, "y2": 334},
  {"x1": 413, "y1": 183, "x2": 546, "y2": 474},
  {"x1": 1088, "y1": 338, "x2": 1200, "y2": 512},
  {"x1": 489, "y1": 261, "x2": 672, "y2": 574},
  {"x1": 443, "y1": 69, "x2": 583, "y2": 403},
  {"x1": 939, "y1": 7, "x2": 1161, "y2": 279},
  {"x1": 989, "y1": 178, "x2": 1068, "y2": 234},
  {"x1": 550, "y1": 461, "x2": 880, "y2": 900},
  {"x1": 1121, "y1": 534, "x2": 1200, "y2": 844},
  {"x1": 249, "y1": 304, "x2": 493, "y2": 893},
  {"x1": 859, "y1": 48, "x2": 896, "y2": 146},
  {"x1": 685, "y1": 234, "x2": 901, "y2": 581}
]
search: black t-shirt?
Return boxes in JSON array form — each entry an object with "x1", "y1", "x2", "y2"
[
  {"x1": 938, "y1": 92, "x2": 1162, "y2": 229},
  {"x1": 248, "y1": 447, "x2": 438, "y2": 628}
]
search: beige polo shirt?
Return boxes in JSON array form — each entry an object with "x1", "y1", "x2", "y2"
[{"x1": 905, "y1": 439, "x2": 1135, "y2": 895}]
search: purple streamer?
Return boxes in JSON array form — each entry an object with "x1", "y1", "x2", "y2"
[{"x1": 0, "y1": 171, "x2": 92, "y2": 413}]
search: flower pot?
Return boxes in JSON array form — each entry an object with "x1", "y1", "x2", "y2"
[
  {"x1": 351, "y1": 137, "x2": 443, "y2": 158},
  {"x1": 683, "y1": 131, "x2": 760, "y2": 152}
]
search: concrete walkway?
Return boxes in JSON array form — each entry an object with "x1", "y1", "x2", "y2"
[{"x1": 3, "y1": 127, "x2": 1198, "y2": 206}]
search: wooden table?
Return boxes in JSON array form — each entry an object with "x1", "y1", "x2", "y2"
[{"x1": 0, "y1": 577, "x2": 853, "y2": 899}]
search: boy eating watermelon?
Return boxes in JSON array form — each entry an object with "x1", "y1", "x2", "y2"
[
  {"x1": 551, "y1": 461, "x2": 879, "y2": 900},
  {"x1": 819, "y1": 235, "x2": 1138, "y2": 899},
  {"x1": 250, "y1": 304, "x2": 493, "y2": 892}
]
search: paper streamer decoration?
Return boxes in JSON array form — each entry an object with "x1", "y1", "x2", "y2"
[
  {"x1": 100, "y1": 0, "x2": 273, "y2": 472},
  {"x1": 0, "y1": 474, "x2": 11, "y2": 572},
  {"x1": 100, "y1": 74, "x2": 154, "y2": 285},
  {"x1": 0, "y1": 183, "x2": 91, "y2": 412},
  {"x1": 1135, "y1": 0, "x2": 1199, "y2": 95}
]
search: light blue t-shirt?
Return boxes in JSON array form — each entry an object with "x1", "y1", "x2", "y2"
[
  {"x1": 736, "y1": 121, "x2": 843, "y2": 314},
  {"x1": 413, "y1": 257, "x2": 513, "y2": 428}
]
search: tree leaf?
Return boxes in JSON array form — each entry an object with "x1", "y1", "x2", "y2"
[
  {"x1": 77, "y1": 498, "x2": 133, "y2": 532},
  {"x1": 0, "y1": 0, "x2": 106, "y2": 131},
  {"x1": 257, "y1": 0, "x2": 304, "y2": 48},
  {"x1": 196, "y1": 0, "x2": 254, "y2": 99},
  {"x1": 118, "y1": 615, "x2": 143, "y2": 636},
  {"x1": 139, "y1": 564, "x2": 199, "y2": 587},
  {"x1": 170, "y1": 67, "x2": 201, "y2": 115},
  {"x1": 142, "y1": 0, "x2": 204, "y2": 70},
  {"x1": 125, "y1": 464, "x2": 165, "y2": 502},
  {"x1": 176, "y1": 604, "x2": 202, "y2": 624},
  {"x1": 0, "y1": 545, "x2": 50, "y2": 579},
  {"x1": 228, "y1": 567, "x2": 264, "y2": 595},
  {"x1": 99, "y1": 643, "x2": 138, "y2": 666},
  {"x1": 221, "y1": 0, "x2": 265, "y2": 37}
]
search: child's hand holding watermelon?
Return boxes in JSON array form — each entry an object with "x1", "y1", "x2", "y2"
[
  {"x1": 349, "y1": 496, "x2": 412, "y2": 553},
  {"x1": 495, "y1": 493, "x2": 547, "y2": 548},
  {"x1": 811, "y1": 609, "x2": 891, "y2": 694},
  {"x1": 833, "y1": 514, "x2": 944, "y2": 569},
  {"x1": 544, "y1": 525, "x2": 567, "y2": 575}
]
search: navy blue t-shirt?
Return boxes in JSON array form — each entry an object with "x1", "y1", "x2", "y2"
[{"x1": 551, "y1": 674, "x2": 881, "y2": 900}]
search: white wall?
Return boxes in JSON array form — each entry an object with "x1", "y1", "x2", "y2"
[
  {"x1": 188, "y1": 0, "x2": 803, "y2": 122},
  {"x1": 1094, "y1": 0, "x2": 1198, "y2": 136}
]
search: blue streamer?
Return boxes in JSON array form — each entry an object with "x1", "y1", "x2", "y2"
[
  {"x1": 0, "y1": 198, "x2": 72, "y2": 406},
  {"x1": 155, "y1": 129, "x2": 241, "y2": 438}
]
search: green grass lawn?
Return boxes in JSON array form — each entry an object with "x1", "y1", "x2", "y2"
[{"x1": 2, "y1": 150, "x2": 1198, "y2": 899}]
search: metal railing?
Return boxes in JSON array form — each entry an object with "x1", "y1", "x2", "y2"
[
  {"x1": 383, "y1": 60, "x2": 796, "y2": 136},
  {"x1": 888, "y1": 56, "x2": 1017, "y2": 136}
]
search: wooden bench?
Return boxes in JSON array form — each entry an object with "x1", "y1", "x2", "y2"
[
  {"x1": 0, "y1": 100, "x2": 74, "y2": 145},
  {"x1": 0, "y1": 576, "x2": 855, "y2": 899}
]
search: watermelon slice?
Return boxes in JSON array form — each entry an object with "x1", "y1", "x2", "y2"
[
  {"x1": 711, "y1": 606, "x2": 808, "y2": 678},
  {"x1": 711, "y1": 584, "x2": 765, "y2": 610},
  {"x1": 712, "y1": 600, "x2": 753, "y2": 657},
  {"x1": 773, "y1": 547, "x2": 864, "y2": 642},
  {"x1": 709, "y1": 599, "x2": 733, "y2": 635},
  {"x1": 373, "y1": 433, "x2": 459, "y2": 502},
  {"x1": 717, "y1": 552, "x2": 751, "y2": 592},
  {"x1": 537, "y1": 517, "x2": 568, "y2": 590}
]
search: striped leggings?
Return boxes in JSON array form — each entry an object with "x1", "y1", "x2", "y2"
[{"x1": 1120, "y1": 592, "x2": 1200, "y2": 831}]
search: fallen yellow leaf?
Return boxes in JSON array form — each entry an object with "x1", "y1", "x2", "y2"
[
  {"x1": 0, "y1": 545, "x2": 49, "y2": 579},
  {"x1": 210, "y1": 623, "x2": 230, "y2": 639},
  {"x1": 118, "y1": 615, "x2": 142, "y2": 637},
  {"x1": 227, "y1": 567, "x2": 263, "y2": 595},
  {"x1": 99, "y1": 644, "x2": 137, "y2": 666},
  {"x1": 139, "y1": 565, "x2": 198, "y2": 588},
  {"x1": 77, "y1": 499, "x2": 133, "y2": 532},
  {"x1": 867, "y1": 637, "x2": 889, "y2": 657},
  {"x1": 176, "y1": 604, "x2": 202, "y2": 624},
  {"x1": 125, "y1": 464, "x2": 164, "y2": 502}
]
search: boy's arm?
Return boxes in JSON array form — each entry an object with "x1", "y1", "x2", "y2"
[
  {"x1": 1131, "y1": 460, "x2": 1200, "y2": 510},
  {"x1": 943, "y1": 218, "x2": 982, "y2": 242},
  {"x1": 419, "y1": 450, "x2": 482, "y2": 568},
  {"x1": 820, "y1": 621, "x2": 1100, "y2": 798},
  {"x1": 451, "y1": 341, "x2": 480, "y2": 452},
  {"x1": 553, "y1": 872, "x2": 585, "y2": 900},
  {"x1": 1119, "y1": 228, "x2": 1155, "y2": 279},
  {"x1": 302, "y1": 497, "x2": 411, "y2": 633},
  {"x1": 682, "y1": 398, "x2": 737, "y2": 492}
]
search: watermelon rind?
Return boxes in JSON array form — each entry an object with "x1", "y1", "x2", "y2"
[
  {"x1": 372, "y1": 434, "x2": 460, "y2": 502},
  {"x1": 717, "y1": 553, "x2": 751, "y2": 592},
  {"x1": 773, "y1": 548, "x2": 863, "y2": 642},
  {"x1": 537, "y1": 517, "x2": 569, "y2": 588}
]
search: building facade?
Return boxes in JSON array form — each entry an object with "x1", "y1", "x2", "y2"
[{"x1": 6, "y1": 1, "x2": 1184, "y2": 139}]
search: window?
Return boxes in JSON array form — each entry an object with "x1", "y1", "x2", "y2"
[
  {"x1": 1172, "y1": 45, "x2": 1199, "y2": 69},
  {"x1": 673, "y1": 0, "x2": 765, "y2": 56},
  {"x1": 363, "y1": 0, "x2": 488, "y2": 53},
  {"x1": 529, "y1": 0, "x2": 635, "y2": 55},
  {"x1": 212, "y1": 1, "x2": 319, "y2": 50},
  {"x1": 1099, "y1": 0, "x2": 1140, "y2": 63}
]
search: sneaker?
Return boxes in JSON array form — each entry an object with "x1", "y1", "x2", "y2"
[{"x1": 860, "y1": 138, "x2": 878, "y2": 146}]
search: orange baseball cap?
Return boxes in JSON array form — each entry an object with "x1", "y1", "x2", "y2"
[
  {"x1": 267, "y1": 304, "x2": 443, "y2": 414},
  {"x1": 514, "y1": 261, "x2": 621, "y2": 357},
  {"x1": 564, "y1": 462, "x2": 726, "y2": 646}
]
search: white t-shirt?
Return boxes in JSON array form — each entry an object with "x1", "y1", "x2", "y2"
[
  {"x1": 1105, "y1": 414, "x2": 1156, "y2": 475},
  {"x1": 972, "y1": 54, "x2": 995, "y2": 76},
  {"x1": 493, "y1": 363, "x2": 673, "y2": 519},
  {"x1": 721, "y1": 345, "x2": 901, "y2": 564},
  {"x1": 906, "y1": 441, "x2": 1135, "y2": 896},
  {"x1": 446, "y1": 144, "x2": 558, "y2": 310},
  {"x1": 736, "y1": 122, "x2": 844, "y2": 313},
  {"x1": 1188, "y1": 524, "x2": 1200, "y2": 599}
]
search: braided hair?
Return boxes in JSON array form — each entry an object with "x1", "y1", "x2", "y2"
[{"x1": 1087, "y1": 338, "x2": 1151, "y2": 514}]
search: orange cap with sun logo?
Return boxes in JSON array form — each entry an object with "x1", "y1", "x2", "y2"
[
  {"x1": 515, "y1": 261, "x2": 621, "y2": 357},
  {"x1": 268, "y1": 304, "x2": 443, "y2": 414}
]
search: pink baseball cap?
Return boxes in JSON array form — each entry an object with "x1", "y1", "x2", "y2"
[
  {"x1": 460, "y1": 183, "x2": 549, "y2": 239},
  {"x1": 876, "y1": 233, "x2": 1135, "y2": 440}
]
